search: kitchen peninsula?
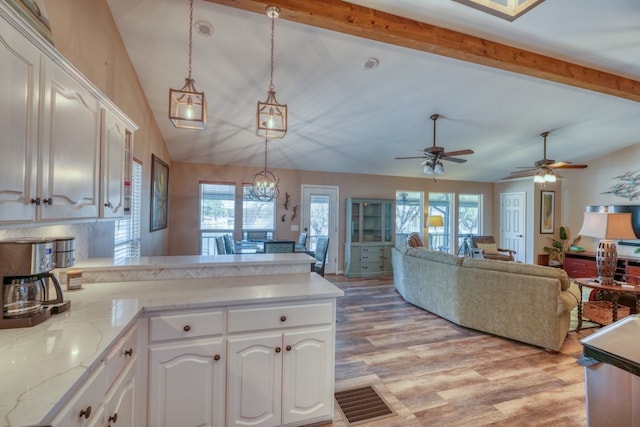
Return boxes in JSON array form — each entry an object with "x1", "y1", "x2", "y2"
[{"x1": 1, "y1": 254, "x2": 343, "y2": 427}]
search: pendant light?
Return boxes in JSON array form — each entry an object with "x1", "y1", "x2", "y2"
[
  {"x1": 256, "y1": 6, "x2": 287, "y2": 138},
  {"x1": 250, "y1": 137, "x2": 280, "y2": 201},
  {"x1": 169, "y1": 0, "x2": 207, "y2": 130}
]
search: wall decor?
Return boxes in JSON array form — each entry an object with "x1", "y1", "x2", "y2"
[
  {"x1": 602, "y1": 170, "x2": 640, "y2": 200},
  {"x1": 150, "y1": 154, "x2": 169, "y2": 231},
  {"x1": 540, "y1": 190, "x2": 555, "y2": 234},
  {"x1": 6, "y1": 0, "x2": 53, "y2": 44}
]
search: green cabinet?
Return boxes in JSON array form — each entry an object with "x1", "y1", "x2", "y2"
[{"x1": 345, "y1": 198, "x2": 394, "y2": 277}]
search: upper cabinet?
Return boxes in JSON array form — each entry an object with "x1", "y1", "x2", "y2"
[{"x1": 0, "y1": 4, "x2": 137, "y2": 224}]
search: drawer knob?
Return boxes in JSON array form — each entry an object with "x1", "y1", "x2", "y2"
[
  {"x1": 280, "y1": 316, "x2": 287, "y2": 322},
  {"x1": 79, "y1": 406, "x2": 92, "y2": 419},
  {"x1": 286, "y1": 345, "x2": 292, "y2": 351},
  {"x1": 275, "y1": 347, "x2": 281, "y2": 353},
  {"x1": 183, "y1": 325, "x2": 191, "y2": 332},
  {"x1": 213, "y1": 354, "x2": 221, "y2": 361},
  {"x1": 124, "y1": 348, "x2": 133, "y2": 357},
  {"x1": 108, "y1": 413, "x2": 118, "y2": 423}
]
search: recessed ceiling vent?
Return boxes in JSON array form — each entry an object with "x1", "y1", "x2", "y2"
[
  {"x1": 362, "y1": 57, "x2": 379, "y2": 70},
  {"x1": 195, "y1": 20, "x2": 213, "y2": 37}
]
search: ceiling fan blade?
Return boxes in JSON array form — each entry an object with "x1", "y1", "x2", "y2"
[
  {"x1": 547, "y1": 161, "x2": 571, "y2": 168},
  {"x1": 441, "y1": 156, "x2": 467, "y2": 163},
  {"x1": 395, "y1": 156, "x2": 428, "y2": 160},
  {"x1": 513, "y1": 167, "x2": 536, "y2": 172},
  {"x1": 443, "y1": 149, "x2": 474, "y2": 157},
  {"x1": 509, "y1": 169, "x2": 536, "y2": 177},
  {"x1": 551, "y1": 163, "x2": 588, "y2": 169}
]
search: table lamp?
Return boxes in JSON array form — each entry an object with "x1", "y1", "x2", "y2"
[{"x1": 578, "y1": 211, "x2": 637, "y2": 284}]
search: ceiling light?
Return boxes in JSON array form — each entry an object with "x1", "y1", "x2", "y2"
[
  {"x1": 362, "y1": 57, "x2": 379, "y2": 70},
  {"x1": 424, "y1": 164, "x2": 434, "y2": 175},
  {"x1": 256, "y1": 6, "x2": 287, "y2": 139},
  {"x1": 194, "y1": 20, "x2": 213, "y2": 37},
  {"x1": 250, "y1": 138, "x2": 280, "y2": 201},
  {"x1": 169, "y1": 0, "x2": 207, "y2": 130},
  {"x1": 452, "y1": 0, "x2": 545, "y2": 21}
]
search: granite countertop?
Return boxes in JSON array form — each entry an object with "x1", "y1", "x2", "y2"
[
  {"x1": 72, "y1": 253, "x2": 316, "y2": 270},
  {"x1": 0, "y1": 273, "x2": 343, "y2": 427}
]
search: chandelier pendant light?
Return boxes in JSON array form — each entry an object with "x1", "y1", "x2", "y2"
[
  {"x1": 250, "y1": 137, "x2": 280, "y2": 201},
  {"x1": 256, "y1": 6, "x2": 287, "y2": 139},
  {"x1": 169, "y1": 0, "x2": 207, "y2": 130}
]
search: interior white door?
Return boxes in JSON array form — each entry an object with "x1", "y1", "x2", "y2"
[
  {"x1": 500, "y1": 192, "x2": 526, "y2": 262},
  {"x1": 301, "y1": 185, "x2": 339, "y2": 275}
]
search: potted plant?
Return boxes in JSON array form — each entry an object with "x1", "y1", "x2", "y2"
[{"x1": 544, "y1": 226, "x2": 580, "y2": 266}]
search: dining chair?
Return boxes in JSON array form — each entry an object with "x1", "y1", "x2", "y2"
[
  {"x1": 313, "y1": 237, "x2": 329, "y2": 276},
  {"x1": 263, "y1": 240, "x2": 295, "y2": 253}
]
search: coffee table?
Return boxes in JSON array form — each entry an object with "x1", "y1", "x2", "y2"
[{"x1": 573, "y1": 278, "x2": 640, "y2": 332}]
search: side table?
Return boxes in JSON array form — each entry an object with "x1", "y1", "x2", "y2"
[{"x1": 573, "y1": 278, "x2": 640, "y2": 332}]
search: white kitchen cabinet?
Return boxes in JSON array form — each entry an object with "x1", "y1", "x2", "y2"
[
  {"x1": 38, "y1": 57, "x2": 101, "y2": 221},
  {"x1": 147, "y1": 310, "x2": 226, "y2": 427},
  {"x1": 0, "y1": 15, "x2": 40, "y2": 223},
  {"x1": 101, "y1": 108, "x2": 132, "y2": 218},
  {"x1": 227, "y1": 302, "x2": 335, "y2": 427},
  {"x1": 51, "y1": 363, "x2": 107, "y2": 427},
  {"x1": 0, "y1": 5, "x2": 137, "y2": 224},
  {"x1": 104, "y1": 361, "x2": 136, "y2": 427}
]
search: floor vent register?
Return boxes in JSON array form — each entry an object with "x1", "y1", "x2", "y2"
[{"x1": 334, "y1": 385, "x2": 395, "y2": 425}]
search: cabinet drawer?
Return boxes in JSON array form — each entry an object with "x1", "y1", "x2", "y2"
[
  {"x1": 105, "y1": 325, "x2": 138, "y2": 389},
  {"x1": 150, "y1": 310, "x2": 224, "y2": 343},
  {"x1": 228, "y1": 302, "x2": 333, "y2": 333},
  {"x1": 51, "y1": 363, "x2": 107, "y2": 427}
]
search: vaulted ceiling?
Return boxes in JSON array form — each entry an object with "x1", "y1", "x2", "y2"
[{"x1": 106, "y1": 0, "x2": 640, "y2": 182}]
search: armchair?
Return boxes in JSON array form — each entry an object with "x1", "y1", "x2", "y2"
[{"x1": 470, "y1": 235, "x2": 516, "y2": 261}]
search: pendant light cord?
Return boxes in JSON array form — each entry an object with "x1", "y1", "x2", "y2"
[
  {"x1": 269, "y1": 12, "x2": 275, "y2": 91},
  {"x1": 187, "y1": 0, "x2": 194, "y2": 80},
  {"x1": 263, "y1": 137, "x2": 269, "y2": 172}
]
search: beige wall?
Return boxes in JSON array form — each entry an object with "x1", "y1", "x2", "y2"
[{"x1": 169, "y1": 161, "x2": 495, "y2": 271}]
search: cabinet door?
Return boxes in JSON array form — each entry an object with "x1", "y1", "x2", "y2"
[
  {"x1": 282, "y1": 327, "x2": 334, "y2": 425},
  {"x1": 100, "y1": 108, "x2": 126, "y2": 218},
  {"x1": 104, "y1": 361, "x2": 136, "y2": 427},
  {"x1": 0, "y1": 17, "x2": 39, "y2": 223},
  {"x1": 39, "y1": 58, "x2": 100, "y2": 221},
  {"x1": 149, "y1": 339, "x2": 225, "y2": 427},
  {"x1": 227, "y1": 333, "x2": 282, "y2": 427},
  {"x1": 51, "y1": 364, "x2": 107, "y2": 427}
]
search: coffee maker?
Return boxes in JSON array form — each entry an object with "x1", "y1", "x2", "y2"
[{"x1": 0, "y1": 238, "x2": 71, "y2": 329}]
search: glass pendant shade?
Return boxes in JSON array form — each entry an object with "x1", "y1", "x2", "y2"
[
  {"x1": 434, "y1": 161, "x2": 444, "y2": 175},
  {"x1": 169, "y1": 78, "x2": 207, "y2": 129},
  {"x1": 423, "y1": 164, "x2": 434, "y2": 175},
  {"x1": 257, "y1": 90, "x2": 287, "y2": 138}
]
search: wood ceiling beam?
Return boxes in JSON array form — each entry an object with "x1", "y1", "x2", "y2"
[{"x1": 205, "y1": 0, "x2": 640, "y2": 103}]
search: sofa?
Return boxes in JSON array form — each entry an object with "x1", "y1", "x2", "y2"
[{"x1": 391, "y1": 246, "x2": 581, "y2": 351}]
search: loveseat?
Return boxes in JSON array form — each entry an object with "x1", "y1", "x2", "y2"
[{"x1": 391, "y1": 246, "x2": 581, "y2": 351}]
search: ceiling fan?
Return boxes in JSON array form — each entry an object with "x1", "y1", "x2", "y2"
[
  {"x1": 507, "y1": 131, "x2": 588, "y2": 182},
  {"x1": 395, "y1": 114, "x2": 474, "y2": 175}
]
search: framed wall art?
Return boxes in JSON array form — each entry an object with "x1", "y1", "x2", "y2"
[
  {"x1": 540, "y1": 190, "x2": 555, "y2": 234},
  {"x1": 5, "y1": 0, "x2": 54, "y2": 44},
  {"x1": 150, "y1": 154, "x2": 169, "y2": 232}
]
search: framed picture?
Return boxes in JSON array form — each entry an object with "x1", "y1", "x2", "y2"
[
  {"x1": 5, "y1": 0, "x2": 54, "y2": 44},
  {"x1": 540, "y1": 190, "x2": 555, "y2": 234},
  {"x1": 150, "y1": 154, "x2": 169, "y2": 232}
]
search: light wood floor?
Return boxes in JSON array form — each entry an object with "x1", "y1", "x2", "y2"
[{"x1": 320, "y1": 275, "x2": 596, "y2": 427}]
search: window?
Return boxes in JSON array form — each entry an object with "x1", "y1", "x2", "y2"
[
  {"x1": 200, "y1": 183, "x2": 236, "y2": 255},
  {"x1": 114, "y1": 160, "x2": 142, "y2": 262},
  {"x1": 396, "y1": 191, "x2": 424, "y2": 245},
  {"x1": 428, "y1": 192, "x2": 454, "y2": 252},
  {"x1": 458, "y1": 194, "x2": 482, "y2": 250},
  {"x1": 242, "y1": 185, "x2": 275, "y2": 239}
]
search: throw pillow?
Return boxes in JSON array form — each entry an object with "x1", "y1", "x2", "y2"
[{"x1": 476, "y1": 242, "x2": 499, "y2": 255}]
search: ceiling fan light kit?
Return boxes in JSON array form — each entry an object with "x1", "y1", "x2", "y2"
[
  {"x1": 169, "y1": 0, "x2": 207, "y2": 130},
  {"x1": 256, "y1": 5, "x2": 287, "y2": 139}
]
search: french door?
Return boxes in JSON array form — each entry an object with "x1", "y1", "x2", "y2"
[{"x1": 301, "y1": 185, "x2": 339, "y2": 275}]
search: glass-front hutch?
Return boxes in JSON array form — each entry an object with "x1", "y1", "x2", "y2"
[{"x1": 345, "y1": 198, "x2": 395, "y2": 277}]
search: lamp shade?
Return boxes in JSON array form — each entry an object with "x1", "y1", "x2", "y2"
[
  {"x1": 426, "y1": 215, "x2": 444, "y2": 228},
  {"x1": 578, "y1": 212, "x2": 637, "y2": 240}
]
